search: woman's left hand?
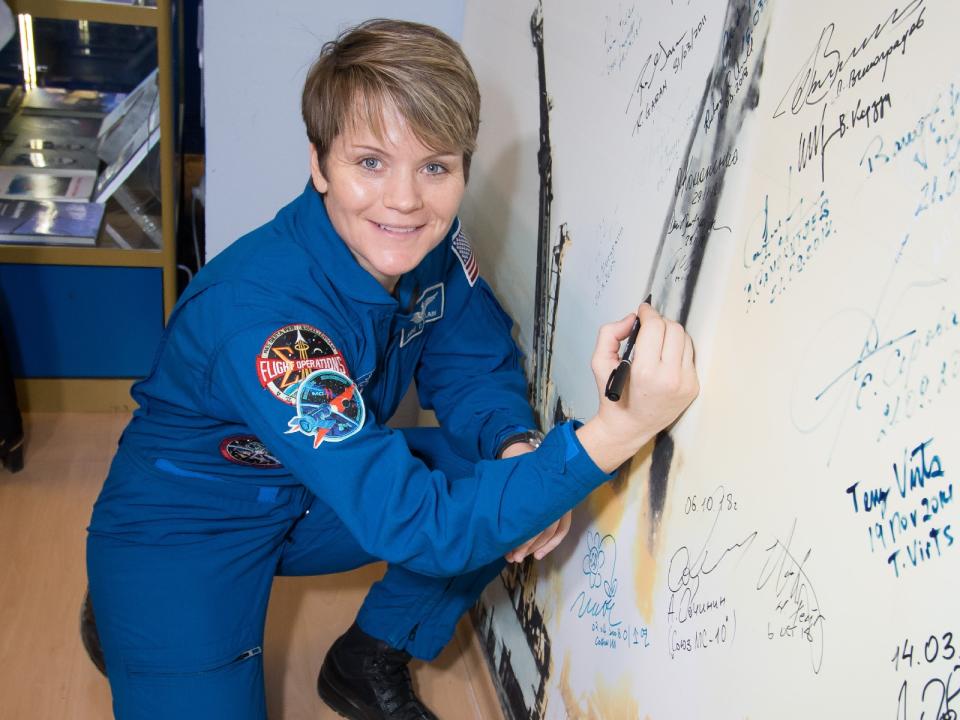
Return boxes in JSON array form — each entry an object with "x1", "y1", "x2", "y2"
[
  {"x1": 499, "y1": 441, "x2": 574, "y2": 562},
  {"x1": 505, "y1": 511, "x2": 573, "y2": 563}
]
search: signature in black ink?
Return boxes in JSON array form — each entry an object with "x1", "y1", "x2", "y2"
[
  {"x1": 773, "y1": 0, "x2": 925, "y2": 120},
  {"x1": 624, "y1": 13, "x2": 709, "y2": 132},
  {"x1": 703, "y1": 0, "x2": 765, "y2": 132},
  {"x1": 666, "y1": 492, "x2": 757, "y2": 600},
  {"x1": 797, "y1": 92, "x2": 892, "y2": 182},
  {"x1": 897, "y1": 666, "x2": 960, "y2": 720},
  {"x1": 757, "y1": 519, "x2": 826, "y2": 674},
  {"x1": 892, "y1": 628, "x2": 960, "y2": 719}
]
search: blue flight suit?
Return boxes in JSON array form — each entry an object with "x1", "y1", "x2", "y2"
[{"x1": 87, "y1": 183, "x2": 613, "y2": 718}]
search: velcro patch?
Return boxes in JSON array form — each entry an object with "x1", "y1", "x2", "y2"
[
  {"x1": 451, "y1": 229, "x2": 478, "y2": 287},
  {"x1": 400, "y1": 283, "x2": 445, "y2": 347},
  {"x1": 256, "y1": 324, "x2": 347, "y2": 405},
  {"x1": 285, "y1": 370, "x2": 365, "y2": 448},
  {"x1": 219, "y1": 435, "x2": 282, "y2": 468}
]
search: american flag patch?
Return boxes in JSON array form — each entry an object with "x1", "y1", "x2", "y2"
[{"x1": 451, "y1": 229, "x2": 478, "y2": 286}]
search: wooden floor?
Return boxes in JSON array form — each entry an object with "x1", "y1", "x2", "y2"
[{"x1": 0, "y1": 413, "x2": 503, "y2": 719}]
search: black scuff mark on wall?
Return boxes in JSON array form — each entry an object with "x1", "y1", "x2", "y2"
[
  {"x1": 471, "y1": 561, "x2": 552, "y2": 720},
  {"x1": 531, "y1": 0, "x2": 554, "y2": 426},
  {"x1": 529, "y1": 3, "x2": 572, "y2": 431},
  {"x1": 506, "y1": 560, "x2": 552, "y2": 718},
  {"x1": 540, "y1": 223, "x2": 572, "y2": 421},
  {"x1": 474, "y1": 4, "x2": 560, "y2": 720},
  {"x1": 470, "y1": 603, "x2": 535, "y2": 720},
  {"x1": 647, "y1": 429, "x2": 675, "y2": 528},
  {"x1": 646, "y1": 0, "x2": 770, "y2": 540}
]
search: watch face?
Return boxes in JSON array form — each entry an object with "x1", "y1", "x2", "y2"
[
  {"x1": 498, "y1": 430, "x2": 544, "y2": 458},
  {"x1": 525, "y1": 431, "x2": 544, "y2": 448}
]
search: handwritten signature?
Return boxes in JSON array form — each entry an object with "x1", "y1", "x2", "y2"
[
  {"x1": 756, "y1": 519, "x2": 826, "y2": 674},
  {"x1": 897, "y1": 668, "x2": 960, "y2": 720},
  {"x1": 667, "y1": 487, "x2": 757, "y2": 601},
  {"x1": 773, "y1": 0, "x2": 926, "y2": 119},
  {"x1": 570, "y1": 531, "x2": 620, "y2": 627},
  {"x1": 743, "y1": 190, "x2": 833, "y2": 308}
]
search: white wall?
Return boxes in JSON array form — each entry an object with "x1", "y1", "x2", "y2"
[
  {"x1": 464, "y1": 1, "x2": 959, "y2": 718},
  {"x1": 203, "y1": 1, "x2": 465, "y2": 259}
]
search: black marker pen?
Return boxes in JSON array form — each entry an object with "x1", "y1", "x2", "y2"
[{"x1": 604, "y1": 293, "x2": 652, "y2": 402}]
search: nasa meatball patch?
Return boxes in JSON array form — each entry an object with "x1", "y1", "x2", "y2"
[{"x1": 256, "y1": 324, "x2": 348, "y2": 405}]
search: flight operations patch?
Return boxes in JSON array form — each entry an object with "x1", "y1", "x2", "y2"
[
  {"x1": 285, "y1": 370, "x2": 365, "y2": 448},
  {"x1": 256, "y1": 324, "x2": 348, "y2": 405}
]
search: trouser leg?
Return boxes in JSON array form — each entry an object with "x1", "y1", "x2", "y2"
[
  {"x1": 277, "y1": 427, "x2": 505, "y2": 661},
  {"x1": 357, "y1": 557, "x2": 505, "y2": 660},
  {"x1": 357, "y1": 427, "x2": 505, "y2": 660},
  {"x1": 283, "y1": 511, "x2": 504, "y2": 661},
  {"x1": 86, "y1": 450, "x2": 311, "y2": 720}
]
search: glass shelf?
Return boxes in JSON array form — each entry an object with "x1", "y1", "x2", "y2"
[
  {"x1": 7, "y1": 1, "x2": 159, "y2": 27},
  {"x1": 0, "y1": 15, "x2": 163, "y2": 257}
]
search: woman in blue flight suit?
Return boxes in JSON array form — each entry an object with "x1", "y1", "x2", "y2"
[{"x1": 85, "y1": 18, "x2": 699, "y2": 720}]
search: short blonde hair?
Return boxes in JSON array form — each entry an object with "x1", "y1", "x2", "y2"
[{"x1": 302, "y1": 18, "x2": 481, "y2": 180}]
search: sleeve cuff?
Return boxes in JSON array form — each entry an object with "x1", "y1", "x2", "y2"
[
  {"x1": 492, "y1": 424, "x2": 531, "y2": 455},
  {"x1": 540, "y1": 419, "x2": 616, "y2": 487}
]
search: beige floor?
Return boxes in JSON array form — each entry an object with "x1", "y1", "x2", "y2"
[{"x1": 0, "y1": 413, "x2": 502, "y2": 719}]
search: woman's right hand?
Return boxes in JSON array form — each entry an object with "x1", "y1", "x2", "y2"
[{"x1": 576, "y1": 302, "x2": 700, "y2": 473}]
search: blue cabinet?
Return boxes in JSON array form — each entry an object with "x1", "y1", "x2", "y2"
[{"x1": 0, "y1": 263, "x2": 164, "y2": 378}]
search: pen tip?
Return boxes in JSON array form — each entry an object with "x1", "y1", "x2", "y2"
[{"x1": 643, "y1": 293, "x2": 653, "y2": 306}]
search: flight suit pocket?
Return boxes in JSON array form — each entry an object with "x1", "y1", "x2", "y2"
[
  {"x1": 126, "y1": 645, "x2": 262, "y2": 680},
  {"x1": 117, "y1": 636, "x2": 266, "y2": 720}
]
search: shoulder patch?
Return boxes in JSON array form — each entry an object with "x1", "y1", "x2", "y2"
[
  {"x1": 256, "y1": 324, "x2": 348, "y2": 405},
  {"x1": 285, "y1": 370, "x2": 365, "y2": 448},
  {"x1": 219, "y1": 435, "x2": 282, "y2": 468},
  {"x1": 451, "y1": 229, "x2": 478, "y2": 287}
]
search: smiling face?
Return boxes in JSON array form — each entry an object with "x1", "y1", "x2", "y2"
[{"x1": 310, "y1": 107, "x2": 466, "y2": 292}]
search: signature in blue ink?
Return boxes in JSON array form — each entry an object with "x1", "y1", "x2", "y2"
[
  {"x1": 571, "y1": 532, "x2": 620, "y2": 627},
  {"x1": 743, "y1": 190, "x2": 833, "y2": 308},
  {"x1": 791, "y1": 236, "x2": 960, "y2": 462}
]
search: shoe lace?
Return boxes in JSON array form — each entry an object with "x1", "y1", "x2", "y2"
[{"x1": 367, "y1": 654, "x2": 435, "y2": 719}]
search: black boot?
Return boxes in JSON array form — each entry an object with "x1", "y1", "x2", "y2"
[
  {"x1": 0, "y1": 321, "x2": 23, "y2": 473},
  {"x1": 80, "y1": 589, "x2": 107, "y2": 675},
  {"x1": 317, "y1": 623, "x2": 438, "y2": 720},
  {"x1": 0, "y1": 434, "x2": 23, "y2": 473}
]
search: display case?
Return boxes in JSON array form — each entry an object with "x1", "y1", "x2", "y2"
[{"x1": 0, "y1": 0, "x2": 181, "y2": 410}]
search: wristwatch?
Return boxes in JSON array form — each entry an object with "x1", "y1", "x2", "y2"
[{"x1": 496, "y1": 429, "x2": 545, "y2": 459}]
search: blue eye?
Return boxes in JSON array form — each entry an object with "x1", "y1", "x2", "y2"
[
  {"x1": 424, "y1": 162, "x2": 447, "y2": 175},
  {"x1": 361, "y1": 157, "x2": 381, "y2": 170}
]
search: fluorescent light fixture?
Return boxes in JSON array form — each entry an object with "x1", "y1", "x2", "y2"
[{"x1": 17, "y1": 13, "x2": 37, "y2": 91}]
